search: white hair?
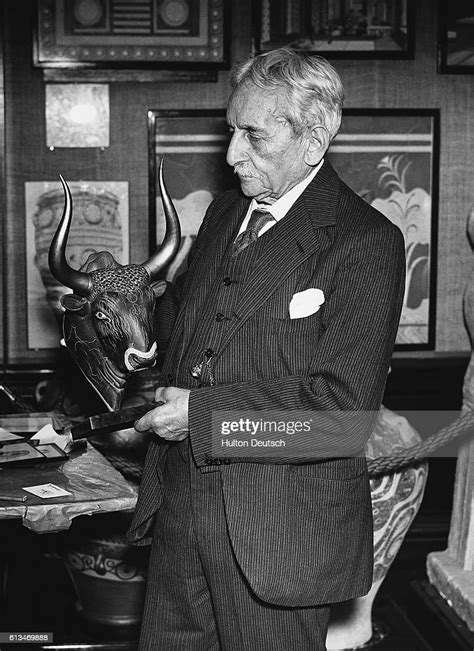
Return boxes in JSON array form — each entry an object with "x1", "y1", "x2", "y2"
[{"x1": 231, "y1": 48, "x2": 344, "y2": 142}]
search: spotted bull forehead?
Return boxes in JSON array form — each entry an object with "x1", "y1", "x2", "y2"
[{"x1": 89, "y1": 264, "x2": 150, "y2": 300}]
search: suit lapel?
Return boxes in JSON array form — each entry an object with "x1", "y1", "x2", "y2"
[{"x1": 218, "y1": 162, "x2": 340, "y2": 353}]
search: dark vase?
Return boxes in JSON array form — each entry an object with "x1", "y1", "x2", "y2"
[{"x1": 62, "y1": 511, "x2": 149, "y2": 629}]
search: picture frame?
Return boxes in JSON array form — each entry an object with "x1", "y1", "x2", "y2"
[
  {"x1": 2, "y1": 181, "x2": 129, "y2": 367},
  {"x1": 328, "y1": 109, "x2": 439, "y2": 350},
  {"x1": 0, "y1": 441, "x2": 68, "y2": 467},
  {"x1": 254, "y1": 0, "x2": 415, "y2": 59},
  {"x1": 438, "y1": 2, "x2": 474, "y2": 73},
  {"x1": 148, "y1": 109, "x2": 238, "y2": 281},
  {"x1": 23, "y1": 180, "x2": 129, "y2": 353},
  {"x1": 35, "y1": 0, "x2": 229, "y2": 70},
  {"x1": 45, "y1": 83, "x2": 110, "y2": 148},
  {"x1": 149, "y1": 108, "x2": 439, "y2": 351}
]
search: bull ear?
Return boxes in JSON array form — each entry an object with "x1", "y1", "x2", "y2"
[
  {"x1": 60, "y1": 294, "x2": 90, "y2": 313},
  {"x1": 151, "y1": 280, "x2": 167, "y2": 299}
]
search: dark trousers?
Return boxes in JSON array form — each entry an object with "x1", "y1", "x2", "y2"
[{"x1": 138, "y1": 442, "x2": 330, "y2": 650}]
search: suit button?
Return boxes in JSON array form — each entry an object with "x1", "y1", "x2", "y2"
[{"x1": 223, "y1": 277, "x2": 233, "y2": 286}]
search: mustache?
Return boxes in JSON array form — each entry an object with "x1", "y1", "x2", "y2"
[{"x1": 233, "y1": 165, "x2": 256, "y2": 178}]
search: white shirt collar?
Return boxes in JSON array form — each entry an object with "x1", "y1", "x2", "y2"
[{"x1": 238, "y1": 159, "x2": 324, "y2": 236}]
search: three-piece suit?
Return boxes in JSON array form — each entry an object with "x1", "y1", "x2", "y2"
[{"x1": 127, "y1": 160, "x2": 406, "y2": 648}]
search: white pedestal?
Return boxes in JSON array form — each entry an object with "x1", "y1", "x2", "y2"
[{"x1": 427, "y1": 438, "x2": 474, "y2": 631}]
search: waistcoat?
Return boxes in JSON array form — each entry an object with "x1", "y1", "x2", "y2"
[{"x1": 171, "y1": 226, "x2": 274, "y2": 389}]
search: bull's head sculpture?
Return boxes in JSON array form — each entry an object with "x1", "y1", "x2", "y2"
[{"x1": 48, "y1": 160, "x2": 180, "y2": 412}]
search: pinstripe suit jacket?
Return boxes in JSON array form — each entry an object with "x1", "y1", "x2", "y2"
[{"x1": 127, "y1": 160, "x2": 406, "y2": 607}]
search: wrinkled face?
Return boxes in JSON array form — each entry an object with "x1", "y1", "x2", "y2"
[{"x1": 226, "y1": 81, "x2": 312, "y2": 203}]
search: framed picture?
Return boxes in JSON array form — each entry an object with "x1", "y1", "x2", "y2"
[
  {"x1": 254, "y1": 0, "x2": 415, "y2": 59},
  {"x1": 149, "y1": 108, "x2": 439, "y2": 350},
  {"x1": 438, "y1": 1, "x2": 474, "y2": 73},
  {"x1": 1, "y1": 181, "x2": 129, "y2": 366},
  {"x1": 0, "y1": 441, "x2": 68, "y2": 467},
  {"x1": 45, "y1": 84, "x2": 110, "y2": 148},
  {"x1": 35, "y1": 0, "x2": 229, "y2": 69},
  {"x1": 148, "y1": 109, "x2": 238, "y2": 281},
  {"x1": 328, "y1": 109, "x2": 439, "y2": 350}
]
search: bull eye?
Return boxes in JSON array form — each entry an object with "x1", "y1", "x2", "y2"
[{"x1": 95, "y1": 311, "x2": 110, "y2": 321}]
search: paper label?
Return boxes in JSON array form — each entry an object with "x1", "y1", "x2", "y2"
[{"x1": 22, "y1": 483, "x2": 72, "y2": 499}]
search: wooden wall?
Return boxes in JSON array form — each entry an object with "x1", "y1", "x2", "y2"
[{"x1": 2, "y1": 0, "x2": 474, "y2": 364}]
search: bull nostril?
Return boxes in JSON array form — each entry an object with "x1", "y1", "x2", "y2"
[{"x1": 124, "y1": 341, "x2": 158, "y2": 372}]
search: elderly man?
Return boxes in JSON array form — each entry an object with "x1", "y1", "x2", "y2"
[{"x1": 128, "y1": 48, "x2": 405, "y2": 650}]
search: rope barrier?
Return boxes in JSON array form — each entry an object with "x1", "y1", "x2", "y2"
[
  {"x1": 366, "y1": 410, "x2": 474, "y2": 476},
  {"x1": 3, "y1": 382, "x2": 472, "y2": 482},
  {"x1": 104, "y1": 410, "x2": 474, "y2": 482}
]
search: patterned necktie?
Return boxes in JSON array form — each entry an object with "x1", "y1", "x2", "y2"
[{"x1": 232, "y1": 209, "x2": 276, "y2": 257}]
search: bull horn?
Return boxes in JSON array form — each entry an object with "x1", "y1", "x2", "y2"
[
  {"x1": 48, "y1": 175, "x2": 92, "y2": 296},
  {"x1": 143, "y1": 159, "x2": 181, "y2": 282}
]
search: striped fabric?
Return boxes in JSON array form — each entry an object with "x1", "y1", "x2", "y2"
[
  {"x1": 138, "y1": 442, "x2": 330, "y2": 650},
  {"x1": 128, "y1": 160, "x2": 406, "y2": 629}
]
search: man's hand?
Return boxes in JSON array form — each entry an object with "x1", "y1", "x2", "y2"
[{"x1": 134, "y1": 386, "x2": 190, "y2": 441}]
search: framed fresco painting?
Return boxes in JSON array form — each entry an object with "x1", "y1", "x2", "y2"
[
  {"x1": 148, "y1": 109, "x2": 238, "y2": 282},
  {"x1": 328, "y1": 109, "x2": 439, "y2": 350},
  {"x1": 35, "y1": 0, "x2": 229, "y2": 70},
  {"x1": 2, "y1": 181, "x2": 129, "y2": 366},
  {"x1": 254, "y1": 0, "x2": 415, "y2": 59},
  {"x1": 438, "y1": 1, "x2": 474, "y2": 73},
  {"x1": 45, "y1": 83, "x2": 110, "y2": 148},
  {"x1": 149, "y1": 108, "x2": 439, "y2": 350}
]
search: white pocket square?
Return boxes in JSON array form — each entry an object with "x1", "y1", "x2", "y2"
[{"x1": 289, "y1": 288, "x2": 325, "y2": 319}]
